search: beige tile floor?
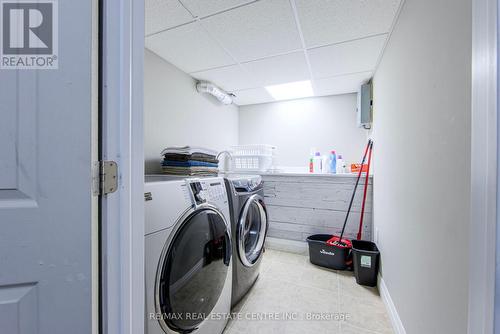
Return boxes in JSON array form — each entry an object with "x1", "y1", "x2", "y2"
[{"x1": 224, "y1": 249, "x2": 393, "y2": 334}]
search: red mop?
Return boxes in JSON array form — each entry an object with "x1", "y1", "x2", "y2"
[
  {"x1": 357, "y1": 141, "x2": 373, "y2": 240},
  {"x1": 326, "y1": 139, "x2": 373, "y2": 248}
]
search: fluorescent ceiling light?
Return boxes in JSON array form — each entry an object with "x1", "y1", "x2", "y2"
[{"x1": 265, "y1": 80, "x2": 314, "y2": 101}]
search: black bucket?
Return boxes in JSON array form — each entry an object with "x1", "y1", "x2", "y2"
[
  {"x1": 306, "y1": 234, "x2": 352, "y2": 270},
  {"x1": 351, "y1": 240, "x2": 380, "y2": 287}
]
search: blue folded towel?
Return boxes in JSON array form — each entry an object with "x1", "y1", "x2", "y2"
[{"x1": 162, "y1": 160, "x2": 219, "y2": 168}]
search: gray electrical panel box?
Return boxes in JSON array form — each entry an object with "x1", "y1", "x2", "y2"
[{"x1": 357, "y1": 81, "x2": 372, "y2": 129}]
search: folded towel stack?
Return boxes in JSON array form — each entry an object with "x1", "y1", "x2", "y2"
[{"x1": 160, "y1": 146, "x2": 219, "y2": 176}]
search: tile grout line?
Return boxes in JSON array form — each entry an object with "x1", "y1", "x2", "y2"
[
  {"x1": 228, "y1": 255, "x2": 277, "y2": 328},
  {"x1": 228, "y1": 256, "x2": 292, "y2": 331},
  {"x1": 147, "y1": 0, "x2": 262, "y2": 38},
  {"x1": 307, "y1": 32, "x2": 389, "y2": 52},
  {"x1": 192, "y1": 19, "x2": 262, "y2": 94},
  {"x1": 271, "y1": 250, "x2": 380, "y2": 334},
  {"x1": 232, "y1": 250, "x2": 392, "y2": 334},
  {"x1": 288, "y1": 0, "x2": 316, "y2": 92},
  {"x1": 372, "y1": 0, "x2": 406, "y2": 76},
  {"x1": 147, "y1": 1, "x2": 386, "y2": 95},
  {"x1": 262, "y1": 270, "x2": 341, "y2": 294},
  {"x1": 268, "y1": 251, "x2": 347, "y2": 332},
  {"x1": 179, "y1": 0, "x2": 262, "y2": 21}
]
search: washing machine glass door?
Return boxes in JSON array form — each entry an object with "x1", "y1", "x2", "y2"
[
  {"x1": 238, "y1": 194, "x2": 268, "y2": 267},
  {"x1": 156, "y1": 207, "x2": 231, "y2": 333}
]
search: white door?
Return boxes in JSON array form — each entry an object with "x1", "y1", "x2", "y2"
[{"x1": 0, "y1": 1, "x2": 98, "y2": 333}]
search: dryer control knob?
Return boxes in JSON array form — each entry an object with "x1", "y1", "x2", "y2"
[{"x1": 197, "y1": 192, "x2": 206, "y2": 202}]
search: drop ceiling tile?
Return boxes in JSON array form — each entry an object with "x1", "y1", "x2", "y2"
[
  {"x1": 145, "y1": 0, "x2": 194, "y2": 36},
  {"x1": 231, "y1": 87, "x2": 274, "y2": 105},
  {"x1": 295, "y1": 0, "x2": 401, "y2": 47},
  {"x1": 200, "y1": 0, "x2": 302, "y2": 62},
  {"x1": 145, "y1": 22, "x2": 236, "y2": 73},
  {"x1": 242, "y1": 51, "x2": 310, "y2": 86},
  {"x1": 308, "y1": 34, "x2": 387, "y2": 79},
  {"x1": 313, "y1": 72, "x2": 373, "y2": 96},
  {"x1": 180, "y1": 0, "x2": 254, "y2": 18},
  {"x1": 190, "y1": 65, "x2": 258, "y2": 91}
]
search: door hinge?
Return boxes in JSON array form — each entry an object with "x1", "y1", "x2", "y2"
[{"x1": 93, "y1": 161, "x2": 118, "y2": 196}]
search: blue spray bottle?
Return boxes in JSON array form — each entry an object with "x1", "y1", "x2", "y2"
[{"x1": 330, "y1": 150, "x2": 337, "y2": 174}]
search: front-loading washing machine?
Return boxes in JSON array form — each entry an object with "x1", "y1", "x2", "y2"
[
  {"x1": 144, "y1": 175, "x2": 232, "y2": 334},
  {"x1": 224, "y1": 175, "x2": 268, "y2": 307}
]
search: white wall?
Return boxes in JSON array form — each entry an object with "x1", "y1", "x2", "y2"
[
  {"x1": 238, "y1": 94, "x2": 367, "y2": 169},
  {"x1": 372, "y1": 0, "x2": 471, "y2": 333},
  {"x1": 144, "y1": 49, "x2": 239, "y2": 173}
]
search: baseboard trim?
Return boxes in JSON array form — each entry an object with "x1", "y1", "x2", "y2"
[
  {"x1": 265, "y1": 237, "x2": 308, "y2": 255},
  {"x1": 379, "y1": 276, "x2": 406, "y2": 334}
]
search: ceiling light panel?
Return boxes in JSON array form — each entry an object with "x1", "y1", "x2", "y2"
[
  {"x1": 145, "y1": 0, "x2": 194, "y2": 36},
  {"x1": 308, "y1": 34, "x2": 387, "y2": 79},
  {"x1": 295, "y1": 0, "x2": 401, "y2": 48},
  {"x1": 265, "y1": 80, "x2": 314, "y2": 101},
  {"x1": 145, "y1": 22, "x2": 236, "y2": 73},
  {"x1": 200, "y1": 0, "x2": 302, "y2": 62},
  {"x1": 231, "y1": 87, "x2": 275, "y2": 105}
]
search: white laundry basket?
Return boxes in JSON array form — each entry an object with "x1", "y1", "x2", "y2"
[{"x1": 230, "y1": 145, "x2": 276, "y2": 172}]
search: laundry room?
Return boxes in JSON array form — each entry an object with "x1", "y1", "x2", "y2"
[
  {"x1": 0, "y1": 0, "x2": 487, "y2": 333},
  {"x1": 142, "y1": 1, "x2": 472, "y2": 334}
]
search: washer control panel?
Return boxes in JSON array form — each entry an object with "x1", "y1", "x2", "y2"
[{"x1": 187, "y1": 178, "x2": 228, "y2": 207}]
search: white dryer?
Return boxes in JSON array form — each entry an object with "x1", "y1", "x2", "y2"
[{"x1": 145, "y1": 175, "x2": 232, "y2": 334}]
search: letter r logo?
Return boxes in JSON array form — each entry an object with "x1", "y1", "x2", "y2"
[{"x1": 2, "y1": 2, "x2": 53, "y2": 54}]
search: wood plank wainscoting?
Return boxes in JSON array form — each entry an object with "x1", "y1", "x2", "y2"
[{"x1": 262, "y1": 174, "x2": 373, "y2": 254}]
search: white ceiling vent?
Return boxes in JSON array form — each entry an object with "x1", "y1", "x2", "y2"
[{"x1": 196, "y1": 81, "x2": 234, "y2": 105}]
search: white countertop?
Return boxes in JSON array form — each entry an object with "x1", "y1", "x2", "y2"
[
  {"x1": 261, "y1": 171, "x2": 373, "y2": 178},
  {"x1": 223, "y1": 171, "x2": 373, "y2": 178}
]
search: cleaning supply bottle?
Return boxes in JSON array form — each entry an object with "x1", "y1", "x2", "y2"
[
  {"x1": 313, "y1": 152, "x2": 322, "y2": 173},
  {"x1": 342, "y1": 159, "x2": 348, "y2": 173},
  {"x1": 309, "y1": 148, "x2": 317, "y2": 173},
  {"x1": 336, "y1": 154, "x2": 344, "y2": 174},
  {"x1": 321, "y1": 155, "x2": 330, "y2": 173},
  {"x1": 330, "y1": 150, "x2": 337, "y2": 174}
]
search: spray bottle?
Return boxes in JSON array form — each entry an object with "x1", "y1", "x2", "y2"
[{"x1": 330, "y1": 150, "x2": 337, "y2": 174}]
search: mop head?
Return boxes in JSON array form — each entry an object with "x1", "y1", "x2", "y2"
[{"x1": 326, "y1": 235, "x2": 352, "y2": 248}]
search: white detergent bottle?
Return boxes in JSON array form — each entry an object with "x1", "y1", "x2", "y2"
[
  {"x1": 321, "y1": 155, "x2": 330, "y2": 173},
  {"x1": 342, "y1": 160, "x2": 347, "y2": 173},
  {"x1": 313, "y1": 152, "x2": 322, "y2": 173},
  {"x1": 336, "y1": 155, "x2": 344, "y2": 174}
]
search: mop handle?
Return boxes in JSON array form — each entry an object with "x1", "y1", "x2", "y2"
[
  {"x1": 339, "y1": 139, "x2": 372, "y2": 241},
  {"x1": 357, "y1": 141, "x2": 373, "y2": 240}
]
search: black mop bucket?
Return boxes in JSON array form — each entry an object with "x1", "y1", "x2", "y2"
[{"x1": 306, "y1": 234, "x2": 352, "y2": 270}]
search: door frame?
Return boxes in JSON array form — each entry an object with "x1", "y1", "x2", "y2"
[
  {"x1": 100, "y1": 0, "x2": 144, "y2": 333},
  {"x1": 469, "y1": 0, "x2": 498, "y2": 333}
]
